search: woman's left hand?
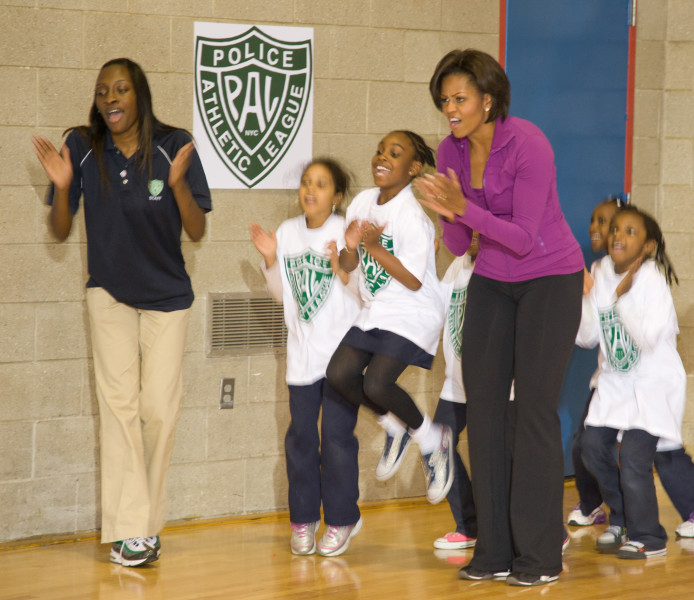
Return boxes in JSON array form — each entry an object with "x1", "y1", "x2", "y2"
[
  {"x1": 169, "y1": 141, "x2": 195, "y2": 191},
  {"x1": 414, "y1": 168, "x2": 467, "y2": 221}
]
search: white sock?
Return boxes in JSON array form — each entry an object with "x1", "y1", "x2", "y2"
[
  {"x1": 377, "y1": 412, "x2": 407, "y2": 436},
  {"x1": 411, "y1": 414, "x2": 440, "y2": 455}
]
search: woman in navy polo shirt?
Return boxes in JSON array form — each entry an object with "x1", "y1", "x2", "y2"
[{"x1": 33, "y1": 58, "x2": 211, "y2": 567}]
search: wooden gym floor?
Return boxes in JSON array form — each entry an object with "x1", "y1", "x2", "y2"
[{"x1": 1, "y1": 480, "x2": 692, "y2": 600}]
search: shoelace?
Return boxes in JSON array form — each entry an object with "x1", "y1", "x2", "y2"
[
  {"x1": 124, "y1": 537, "x2": 149, "y2": 551},
  {"x1": 322, "y1": 525, "x2": 344, "y2": 544}
]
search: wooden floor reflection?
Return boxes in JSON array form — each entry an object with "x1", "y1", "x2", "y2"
[{"x1": 1, "y1": 481, "x2": 693, "y2": 600}]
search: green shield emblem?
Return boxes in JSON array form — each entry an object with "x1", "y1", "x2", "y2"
[
  {"x1": 360, "y1": 234, "x2": 394, "y2": 296},
  {"x1": 195, "y1": 26, "x2": 312, "y2": 188},
  {"x1": 284, "y1": 249, "x2": 334, "y2": 322},
  {"x1": 148, "y1": 179, "x2": 164, "y2": 197},
  {"x1": 600, "y1": 306, "x2": 640, "y2": 372},
  {"x1": 446, "y1": 286, "x2": 467, "y2": 358}
]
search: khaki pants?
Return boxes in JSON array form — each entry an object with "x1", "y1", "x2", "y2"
[{"x1": 86, "y1": 287, "x2": 190, "y2": 543}]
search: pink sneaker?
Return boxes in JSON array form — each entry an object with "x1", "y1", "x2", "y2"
[{"x1": 433, "y1": 532, "x2": 476, "y2": 549}]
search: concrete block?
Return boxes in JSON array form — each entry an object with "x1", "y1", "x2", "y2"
[{"x1": 34, "y1": 417, "x2": 99, "y2": 477}]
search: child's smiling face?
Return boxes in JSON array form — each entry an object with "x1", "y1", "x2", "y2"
[
  {"x1": 371, "y1": 132, "x2": 421, "y2": 201},
  {"x1": 299, "y1": 163, "x2": 340, "y2": 228},
  {"x1": 608, "y1": 211, "x2": 652, "y2": 274}
]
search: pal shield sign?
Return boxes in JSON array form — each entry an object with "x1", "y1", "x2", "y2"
[{"x1": 194, "y1": 23, "x2": 313, "y2": 189}]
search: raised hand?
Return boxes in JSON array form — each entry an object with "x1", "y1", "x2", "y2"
[
  {"x1": 249, "y1": 222, "x2": 278, "y2": 267},
  {"x1": 32, "y1": 135, "x2": 73, "y2": 191},
  {"x1": 169, "y1": 141, "x2": 195, "y2": 191},
  {"x1": 361, "y1": 221, "x2": 385, "y2": 252},
  {"x1": 414, "y1": 168, "x2": 467, "y2": 221}
]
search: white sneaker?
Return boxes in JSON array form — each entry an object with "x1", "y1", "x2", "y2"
[
  {"x1": 290, "y1": 521, "x2": 320, "y2": 555},
  {"x1": 375, "y1": 430, "x2": 411, "y2": 481},
  {"x1": 567, "y1": 503, "x2": 607, "y2": 526},
  {"x1": 596, "y1": 525, "x2": 626, "y2": 553},
  {"x1": 421, "y1": 425, "x2": 454, "y2": 504},
  {"x1": 676, "y1": 512, "x2": 694, "y2": 537}
]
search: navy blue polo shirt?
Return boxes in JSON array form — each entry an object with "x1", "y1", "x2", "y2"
[{"x1": 49, "y1": 129, "x2": 212, "y2": 311}]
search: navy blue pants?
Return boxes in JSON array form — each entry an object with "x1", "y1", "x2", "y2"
[
  {"x1": 571, "y1": 392, "x2": 604, "y2": 515},
  {"x1": 582, "y1": 426, "x2": 667, "y2": 549},
  {"x1": 654, "y1": 448, "x2": 694, "y2": 522},
  {"x1": 286, "y1": 379, "x2": 360, "y2": 526},
  {"x1": 433, "y1": 399, "x2": 476, "y2": 537}
]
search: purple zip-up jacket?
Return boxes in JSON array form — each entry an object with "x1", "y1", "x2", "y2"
[{"x1": 438, "y1": 116, "x2": 584, "y2": 282}]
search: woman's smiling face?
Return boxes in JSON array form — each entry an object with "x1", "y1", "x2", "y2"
[{"x1": 94, "y1": 64, "x2": 139, "y2": 138}]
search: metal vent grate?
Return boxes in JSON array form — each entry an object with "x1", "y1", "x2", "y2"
[{"x1": 207, "y1": 293, "x2": 287, "y2": 357}]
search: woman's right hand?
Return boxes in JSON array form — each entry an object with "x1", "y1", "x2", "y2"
[
  {"x1": 414, "y1": 168, "x2": 467, "y2": 221},
  {"x1": 32, "y1": 135, "x2": 73, "y2": 191}
]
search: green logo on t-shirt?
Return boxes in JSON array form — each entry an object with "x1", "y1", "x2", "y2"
[
  {"x1": 284, "y1": 249, "x2": 334, "y2": 322},
  {"x1": 447, "y1": 286, "x2": 467, "y2": 358},
  {"x1": 361, "y1": 234, "x2": 393, "y2": 296},
  {"x1": 600, "y1": 305, "x2": 640, "y2": 372}
]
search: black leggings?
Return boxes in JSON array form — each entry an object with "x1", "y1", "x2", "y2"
[{"x1": 326, "y1": 344, "x2": 424, "y2": 430}]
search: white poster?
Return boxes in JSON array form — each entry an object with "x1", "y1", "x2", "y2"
[{"x1": 193, "y1": 22, "x2": 314, "y2": 189}]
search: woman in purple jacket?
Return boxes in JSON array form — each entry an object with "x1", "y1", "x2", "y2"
[{"x1": 416, "y1": 49, "x2": 584, "y2": 587}]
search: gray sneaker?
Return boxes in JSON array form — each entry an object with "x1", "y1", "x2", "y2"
[
  {"x1": 596, "y1": 525, "x2": 626, "y2": 553},
  {"x1": 317, "y1": 518, "x2": 363, "y2": 557},
  {"x1": 290, "y1": 521, "x2": 320, "y2": 555},
  {"x1": 421, "y1": 425, "x2": 454, "y2": 504}
]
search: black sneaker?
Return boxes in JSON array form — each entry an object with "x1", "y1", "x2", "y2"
[
  {"x1": 458, "y1": 566, "x2": 511, "y2": 580},
  {"x1": 110, "y1": 537, "x2": 158, "y2": 567},
  {"x1": 507, "y1": 572, "x2": 559, "y2": 586}
]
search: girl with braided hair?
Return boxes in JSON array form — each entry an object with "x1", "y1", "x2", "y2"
[
  {"x1": 578, "y1": 204, "x2": 685, "y2": 560},
  {"x1": 326, "y1": 130, "x2": 454, "y2": 506}
]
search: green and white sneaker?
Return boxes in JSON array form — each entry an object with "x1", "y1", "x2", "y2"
[
  {"x1": 145, "y1": 535, "x2": 161, "y2": 558},
  {"x1": 110, "y1": 537, "x2": 158, "y2": 567}
]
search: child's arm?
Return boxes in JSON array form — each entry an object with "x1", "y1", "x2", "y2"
[
  {"x1": 338, "y1": 219, "x2": 364, "y2": 273},
  {"x1": 362, "y1": 223, "x2": 422, "y2": 291},
  {"x1": 326, "y1": 240, "x2": 350, "y2": 286},
  {"x1": 617, "y1": 262, "x2": 677, "y2": 351},
  {"x1": 249, "y1": 223, "x2": 282, "y2": 302}
]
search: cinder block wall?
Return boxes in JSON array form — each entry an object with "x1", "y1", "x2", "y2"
[{"x1": 1, "y1": 0, "x2": 692, "y2": 543}]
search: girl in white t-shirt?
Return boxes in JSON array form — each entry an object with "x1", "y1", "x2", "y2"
[
  {"x1": 325, "y1": 130, "x2": 453, "y2": 505},
  {"x1": 577, "y1": 205, "x2": 684, "y2": 559},
  {"x1": 250, "y1": 158, "x2": 362, "y2": 558}
]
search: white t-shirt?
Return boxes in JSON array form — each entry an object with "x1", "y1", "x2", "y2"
[
  {"x1": 345, "y1": 185, "x2": 445, "y2": 356},
  {"x1": 262, "y1": 214, "x2": 361, "y2": 385},
  {"x1": 576, "y1": 256, "x2": 685, "y2": 450},
  {"x1": 439, "y1": 254, "x2": 474, "y2": 403}
]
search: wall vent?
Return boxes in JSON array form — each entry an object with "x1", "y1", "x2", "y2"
[{"x1": 207, "y1": 292, "x2": 287, "y2": 357}]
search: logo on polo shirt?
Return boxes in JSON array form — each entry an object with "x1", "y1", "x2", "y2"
[
  {"x1": 195, "y1": 25, "x2": 312, "y2": 188},
  {"x1": 148, "y1": 179, "x2": 164, "y2": 201},
  {"x1": 284, "y1": 249, "x2": 334, "y2": 322},
  {"x1": 361, "y1": 234, "x2": 394, "y2": 296},
  {"x1": 600, "y1": 305, "x2": 640, "y2": 372}
]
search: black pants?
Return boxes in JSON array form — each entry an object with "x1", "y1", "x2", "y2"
[
  {"x1": 326, "y1": 344, "x2": 424, "y2": 429},
  {"x1": 462, "y1": 271, "x2": 582, "y2": 576}
]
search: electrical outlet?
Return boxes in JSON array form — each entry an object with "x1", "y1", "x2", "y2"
[{"x1": 219, "y1": 378, "x2": 235, "y2": 409}]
